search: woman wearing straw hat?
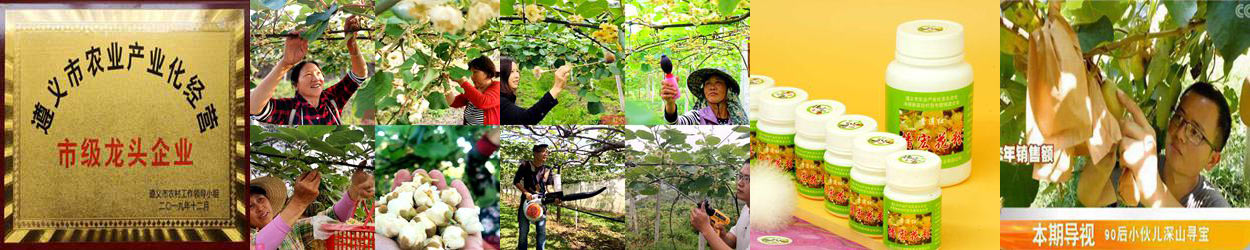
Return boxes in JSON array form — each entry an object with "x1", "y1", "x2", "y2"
[
  {"x1": 661, "y1": 68, "x2": 748, "y2": 125},
  {"x1": 249, "y1": 170, "x2": 374, "y2": 250}
]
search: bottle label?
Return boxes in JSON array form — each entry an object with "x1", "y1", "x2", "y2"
[
  {"x1": 849, "y1": 179, "x2": 884, "y2": 235},
  {"x1": 755, "y1": 130, "x2": 795, "y2": 174},
  {"x1": 885, "y1": 196, "x2": 942, "y2": 249},
  {"x1": 795, "y1": 146, "x2": 825, "y2": 198},
  {"x1": 885, "y1": 85, "x2": 972, "y2": 169},
  {"x1": 823, "y1": 161, "x2": 852, "y2": 215}
]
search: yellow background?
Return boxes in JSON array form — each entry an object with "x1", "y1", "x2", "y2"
[
  {"x1": 751, "y1": 0, "x2": 999, "y2": 248},
  {"x1": 6, "y1": 9, "x2": 238, "y2": 224}
]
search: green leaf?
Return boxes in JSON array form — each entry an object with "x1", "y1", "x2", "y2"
[
  {"x1": 587, "y1": 101, "x2": 603, "y2": 114},
  {"x1": 1163, "y1": 0, "x2": 1198, "y2": 27},
  {"x1": 426, "y1": 92, "x2": 450, "y2": 110},
  {"x1": 298, "y1": 125, "x2": 336, "y2": 139},
  {"x1": 1000, "y1": 162, "x2": 1040, "y2": 207},
  {"x1": 261, "y1": 132, "x2": 297, "y2": 142},
  {"x1": 374, "y1": 0, "x2": 401, "y2": 14},
  {"x1": 251, "y1": 127, "x2": 267, "y2": 143},
  {"x1": 717, "y1": 0, "x2": 742, "y2": 16},
  {"x1": 353, "y1": 71, "x2": 394, "y2": 118},
  {"x1": 253, "y1": 0, "x2": 286, "y2": 10},
  {"x1": 449, "y1": 67, "x2": 471, "y2": 80},
  {"x1": 277, "y1": 127, "x2": 310, "y2": 140},
  {"x1": 1207, "y1": 0, "x2": 1250, "y2": 73},
  {"x1": 575, "y1": 0, "x2": 609, "y2": 18},
  {"x1": 342, "y1": 4, "x2": 370, "y2": 15},
  {"x1": 1075, "y1": 16, "x2": 1113, "y2": 53},
  {"x1": 639, "y1": 185, "x2": 659, "y2": 195},
  {"x1": 325, "y1": 130, "x2": 365, "y2": 145},
  {"x1": 308, "y1": 138, "x2": 347, "y2": 157},
  {"x1": 704, "y1": 136, "x2": 721, "y2": 145},
  {"x1": 466, "y1": 48, "x2": 481, "y2": 60},
  {"x1": 501, "y1": 0, "x2": 516, "y2": 16},
  {"x1": 385, "y1": 23, "x2": 404, "y2": 37},
  {"x1": 634, "y1": 129, "x2": 655, "y2": 140}
]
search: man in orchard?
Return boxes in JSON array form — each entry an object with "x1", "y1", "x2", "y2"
[
  {"x1": 514, "y1": 144, "x2": 561, "y2": 250},
  {"x1": 690, "y1": 160, "x2": 750, "y2": 250},
  {"x1": 1115, "y1": 81, "x2": 1235, "y2": 207}
]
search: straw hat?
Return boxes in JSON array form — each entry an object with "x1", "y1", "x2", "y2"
[{"x1": 250, "y1": 176, "x2": 288, "y2": 213}]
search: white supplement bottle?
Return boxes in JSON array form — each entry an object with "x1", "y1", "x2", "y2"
[
  {"x1": 886, "y1": 20, "x2": 973, "y2": 187},
  {"x1": 755, "y1": 87, "x2": 808, "y2": 177},
  {"x1": 849, "y1": 132, "x2": 906, "y2": 238},
  {"x1": 748, "y1": 75, "x2": 776, "y2": 159},
  {"x1": 823, "y1": 114, "x2": 877, "y2": 217},
  {"x1": 884, "y1": 150, "x2": 942, "y2": 249},
  {"x1": 793, "y1": 99, "x2": 845, "y2": 200}
]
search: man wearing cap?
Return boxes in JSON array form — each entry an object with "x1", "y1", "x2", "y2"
[
  {"x1": 514, "y1": 144, "x2": 561, "y2": 250},
  {"x1": 249, "y1": 169, "x2": 374, "y2": 250},
  {"x1": 661, "y1": 68, "x2": 748, "y2": 125}
]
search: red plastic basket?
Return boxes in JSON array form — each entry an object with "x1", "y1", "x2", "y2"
[{"x1": 323, "y1": 201, "x2": 375, "y2": 250}]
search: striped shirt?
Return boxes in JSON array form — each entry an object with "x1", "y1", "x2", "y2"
[
  {"x1": 252, "y1": 72, "x2": 366, "y2": 125},
  {"x1": 463, "y1": 103, "x2": 485, "y2": 125}
]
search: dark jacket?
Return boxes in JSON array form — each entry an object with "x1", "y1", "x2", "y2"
[{"x1": 501, "y1": 92, "x2": 559, "y2": 125}]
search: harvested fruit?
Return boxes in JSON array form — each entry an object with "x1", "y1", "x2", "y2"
[{"x1": 375, "y1": 172, "x2": 482, "y2": 249}]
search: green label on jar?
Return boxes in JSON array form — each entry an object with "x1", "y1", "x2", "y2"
[
  {"x1": 885, "y1": 85, "x2": 972, "y2": 169},
  {"x1": 755, "y1": 130, "x2": 795, "y2": 174},
  {"x1": 795, "y1": 146, "x2": 826, "y2": 198},
  {"x1": 885, "y1": 197, "x2": 942, "y2": 250},
  {"x1": 849, "y1": 179, "x2": 884, "y2": 236},
  {"x1": 823, "y1": 161, "x2": 852, "y2": 215}
]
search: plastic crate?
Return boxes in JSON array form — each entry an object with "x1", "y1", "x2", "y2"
[{"x1": 323, "y1": 201, "x2": 374, "y2": 250}]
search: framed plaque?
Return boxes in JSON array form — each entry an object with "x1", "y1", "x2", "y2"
[{"x1": 3, "y1": 6, "x2": 246, "y2": 243}]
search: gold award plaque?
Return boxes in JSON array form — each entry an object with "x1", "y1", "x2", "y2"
[{"x1": 3, "y1": 9, "x2": 246, "y2": 242}]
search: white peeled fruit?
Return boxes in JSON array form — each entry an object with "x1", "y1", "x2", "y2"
[
  {"x1": 442, "y1": 225, "x2": 466, "y2": 249},
  {"x1": 441, "y1": 188, "x2": 462, "y2": 206},
  {"x1": 379, "y1": 169, "x2": 480, "y2": 249},
  {"x1": 397, "y1": 220, "x2": 426, "y2": 249},
  {"x1": 454, "y1": 209, "x2": 483, "y2": 233}
]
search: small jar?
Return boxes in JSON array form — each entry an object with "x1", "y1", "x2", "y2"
[
  {"x1": 748, "y1": 75, "x2": 775, "y2": 160},
  {"x1": 884, "y1": 150, "x2": 942, "y2": 249},
  {"x1": 823, "y1": 114, "x2": 877, "y2": 217},
  {"x1": 886, "y1": 20, "x2": 973, "y2": 187},
  {"x1": 755, "y1": 87, "x2": 808, "y2": 176},
  {"x1": 849, "y1": 132, "x2": 906, "y2": 238},
  {"x1": 793, "y1": 99, "x2": 845, "y2": 200}
]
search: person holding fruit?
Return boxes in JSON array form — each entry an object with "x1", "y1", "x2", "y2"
[
  {"x1": 249, "y1": 169, "x2": 374, "y2": 250},
  {"x1": 250, "y1": 16, "x2": 369, "y2": 125},
  {"x1": 662, "y1": 68, "x2": 747, "y2": 125},
  {"x1": 499, "y1": 56, "x2": 572, "y2": 125},
  {"x1": 1113, "y1": 81, "x2": 1234, "y2": 208}
]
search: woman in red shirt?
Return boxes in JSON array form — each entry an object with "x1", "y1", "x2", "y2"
[{"x1": 445, "y1": 56, "x2": 500, "y2": 125}]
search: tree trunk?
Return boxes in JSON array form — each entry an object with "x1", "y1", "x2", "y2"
[{"x1": 653, "y1": 183, "x2": 662, "y2": 244}]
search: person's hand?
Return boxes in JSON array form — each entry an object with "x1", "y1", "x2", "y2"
[
  {"x1": 661, "y1": 79, "x2": 679, "y2": 105},
  {"x1": 344, "y1": 15, "x2": 364, "y2": 33},
  {"x1": 551, "y1": 65, "x2": 572, "y2": 91},
  {"x1": 377, "y1": 169, "x2": 484, "y2": 250},
  {"x1": 280, "y1": 34, "x2": 309, "y2": 68},
  {"x1": 523, "y1": 192, "x2": 533, "y2": 201},
  {"x1": 689, "y1": 206, "x2": 711, "y2": 232},
  {"x1": 291, "y1": 171, "x2": 322, "y2": 205},
  {"x1": 348, "y1": 169, "x2": 374, "y2": 202},
  {"x1": 1115, "y1": 90, "x2": 1158, "y2": 172},
  {"x1": 553, "y1": 198, "x2": 562, "y2": 205},
  {"x1": 344, "y1": 16, "x2": 362, "y2": 45}
]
